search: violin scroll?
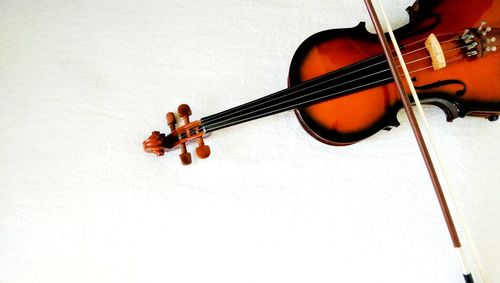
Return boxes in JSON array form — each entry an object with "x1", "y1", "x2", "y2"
[
  {"x1": 143, "y1": 131, "x2": 167, "y2": 156},
  {"x1": 142, "y1": 104, "x2": 210, "y2": 166}
]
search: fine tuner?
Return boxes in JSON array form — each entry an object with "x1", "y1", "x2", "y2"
[{"x1": 462, "y1": 21, "x2": 499, "y2": 57}]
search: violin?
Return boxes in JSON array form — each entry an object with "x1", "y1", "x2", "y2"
[
  {"x1": 142, "y1": 0, "x2": 498, "y2": 281},
  {"x1": 143, "y1": 0, "x2": 500, "y2": 165}
]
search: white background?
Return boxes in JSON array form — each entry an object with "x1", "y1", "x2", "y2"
[{"x1": 0, "y1": 1, "x2": 499, "y2": 283}]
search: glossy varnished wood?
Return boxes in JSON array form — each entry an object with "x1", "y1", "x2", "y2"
[{"x1": 289, "y1": 0, "x2": 500, "y2": 145}]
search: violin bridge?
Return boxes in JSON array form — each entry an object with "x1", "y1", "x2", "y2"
[{"x1": 425, "y1": 33, "x2": 447, "y2": 70}]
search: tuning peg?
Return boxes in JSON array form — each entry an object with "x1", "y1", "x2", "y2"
[
  {"x1": 179, "y1": 142, "x2": 192, "y2": 165},
  {"x1": 478, "y1": 20, "x2": 487, "y2": 32},
  {"x1": 166, "y1": 112, "x2": 176, "y2": 131},
  {"x1": 178, "y1": 104, "x2": 192, "y2": 124},
  {"x1": 195, "y1": 137, "x2": 211, "y2": 159}
]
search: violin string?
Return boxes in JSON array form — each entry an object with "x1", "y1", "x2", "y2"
[
  {"x1": 402, "y1": 54, "x2": 463, "y2": 75},
  {"x1": 398, "y1": 31, "x2": 461, "y2": 49},
  {"x1": 202, "y1": 34, "x2": 460, "y2": 126},
  {"x1": 187, "y1": 77, "x2": 395, "y2": 136},
  {"x1": 177, "y1": 49, "x2": 467, "y2": 140},
  {"x1": 402, "y1": 38, "x2": 465, "y2": 66},
  {"x1": 179, "y1": 51, "x2": 469, "y2": 139},
  {"x1": 177, "y1": 35, "x2": 466, "y2": 138},
  {"x1": 392, "y1": 37, "x2": 462, "y2": 72},
  {"x1": 201, "y1": 55, "x2": 387, "y2": 123},
  {"x1": 202, "y1": 32, "x2": 462, "y2": 125},
  {"x1": 205, "y1": 78, "x2": 394, "y2": 132},
  {"x1": 202, "y1": 42, "x2": 467, "y2": 133},
  {"x1": 400, "y1": 35, "x2": 461, "y2": 57},
  {"x1": 402, "y1": 45, "x2": 468, "y2": 74},
  {"x1": 182, "y1": 54, "x2": 466, "y2": 138}
]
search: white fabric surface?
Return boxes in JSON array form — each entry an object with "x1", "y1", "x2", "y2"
[{"x1": 0, "y1": 1, "x2": 499, "y2": 283}]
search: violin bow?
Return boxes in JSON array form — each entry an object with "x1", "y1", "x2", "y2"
[{"x1": 364, "y1": 0, "x2": 487, "y2": 282}]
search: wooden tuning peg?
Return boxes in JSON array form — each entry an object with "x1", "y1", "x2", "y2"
[
  {"x1": 195, "y1": 137, "x2": 211, "y2": 159},
  {"x1": 178, "y1": 104, "x2": 192, "y2": 124},
  {"x1": 179, "y1": 142, "x2": 192, "y2": 165},
  {"x1": 166, "y1": 112, "x2": 176, "y2": 131}
]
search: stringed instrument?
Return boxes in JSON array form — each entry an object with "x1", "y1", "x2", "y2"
[
  {"x1": 142, "y1": 1, "x2": 498, "y2": 281},
  {"x1": 143, "y1": 0, "x2": 500, "y2": 165}
]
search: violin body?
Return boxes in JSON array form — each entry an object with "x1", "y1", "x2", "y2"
[{"x1": 290, "y1": 0, "x2": 500, "y2": 145}]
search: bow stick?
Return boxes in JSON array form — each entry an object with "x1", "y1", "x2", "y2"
[{"x1": 364, "y1": 0, "x2": 487, "y2": 282}]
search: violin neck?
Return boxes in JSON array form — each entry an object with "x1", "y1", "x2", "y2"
[
  {"x1": 200, "y1": 54, "x2": 393, "y2": 133},
  {"x1": 200, "y1": 87, "x2": 309, "y2": 134}
]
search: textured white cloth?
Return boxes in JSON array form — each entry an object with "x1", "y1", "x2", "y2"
[{"x1": 0, "y1": 1, "x2": 499, "y2": 283}]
